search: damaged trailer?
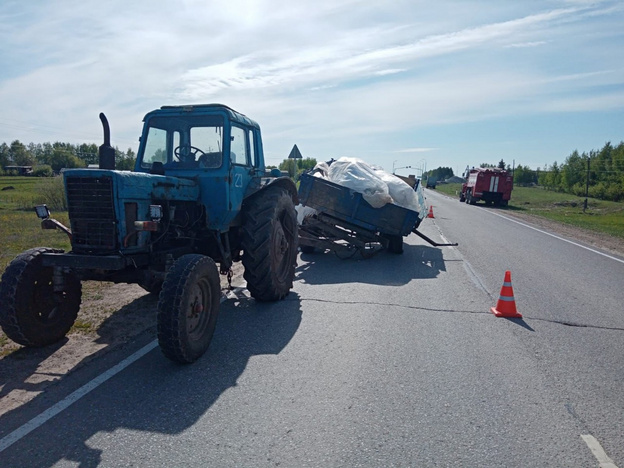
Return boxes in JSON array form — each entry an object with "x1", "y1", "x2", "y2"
[{"x1": 297, "y1": 171, "x2": 457, "y2": 258}]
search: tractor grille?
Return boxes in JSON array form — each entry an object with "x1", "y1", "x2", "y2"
[{"x1": 66, "y1": 176, "x2": 117, "y2": 252}]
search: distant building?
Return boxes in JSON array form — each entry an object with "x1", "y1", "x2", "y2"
[{"x1": 3, "y1": 165, "x2": 33, "y2": 175}]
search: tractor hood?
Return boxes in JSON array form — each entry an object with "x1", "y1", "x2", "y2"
[
  {"x1": 61, "y1": 169, "x2": 200, "y2": 254},
  {"x1": 62, "y1": 169, "x2": 200, "y2": 202}
]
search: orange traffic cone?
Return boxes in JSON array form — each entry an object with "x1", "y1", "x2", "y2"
[
  {"x1": 427, "y1": 206, "x2": 435, "y2": 218},
  {"x1": 490, "y1": 270, "x2": 522, "y2": 318}
]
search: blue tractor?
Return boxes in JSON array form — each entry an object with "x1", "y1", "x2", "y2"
[{"x1": 0, "y1": 104, "x2": 299, "y2": 363}]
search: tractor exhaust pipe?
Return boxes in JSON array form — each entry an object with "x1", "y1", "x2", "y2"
[{"x1": 98, "y1": 112, "x2": 115, "y2": 170}]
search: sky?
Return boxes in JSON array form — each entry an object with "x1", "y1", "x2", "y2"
[{"x1": 0, "y1": 0, "x2": 623, "y2": 176}]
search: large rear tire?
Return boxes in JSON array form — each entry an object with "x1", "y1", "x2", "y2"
[
  {"x1": 0, "y1": 247, "x2": 81, "y2": 347},
  {"x1": 157, "y1": 254, "x2": 221, "y2": 363},
  {"x1": 242, "y1": 186, "x2": 298, "y2": 301}
]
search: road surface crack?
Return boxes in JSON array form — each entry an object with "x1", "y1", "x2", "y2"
[
  {"x1": 289, "y1": 297, "x2": 624, "y2": 332},
  {"x1": 293, "y1": 296, "x2": 489, "y2": 315}
]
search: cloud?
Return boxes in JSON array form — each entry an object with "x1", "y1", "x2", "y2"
[
  {"x1": 174, "y1": 5, "x2": 596, "y2": 104},
  {"x1": 505, "y1": 41, "x2": 548, "y2": 48},
  {"x1": 0, "y1": 0, "x2": 622, "y2": 171}
]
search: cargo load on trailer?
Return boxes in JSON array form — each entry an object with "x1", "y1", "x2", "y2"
[{"x1": 459, "y1": 167, "x2": 513, "y2": 206}]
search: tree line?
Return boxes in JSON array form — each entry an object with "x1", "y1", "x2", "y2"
[
  {"x1": 501, "y1": 141, "x2": 624, "y2": 202},
  {"x1": 4, "y1": 137, "x2": 623, "y2": 202},
  {"x1": 423, "y1": 167, "x2": 455, "y2": 181},
  {"x1": 0, "y1": 140, "x2": 136, "y2": 176}
]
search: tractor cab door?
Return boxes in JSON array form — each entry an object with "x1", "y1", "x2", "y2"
[{"x1": 228, "y1": 125, "x2": 255, "y2": 213}]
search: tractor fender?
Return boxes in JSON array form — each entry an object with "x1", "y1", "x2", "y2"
[{"x1": 245, "y1": 176, "x2": 299, "y2": 205}]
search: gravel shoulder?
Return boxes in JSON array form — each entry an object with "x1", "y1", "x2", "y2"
[{"x1": 1, "y1": 213, "x2": 622, "y2": 417}]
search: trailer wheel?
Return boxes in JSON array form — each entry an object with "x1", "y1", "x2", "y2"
[
  {"x1": 300, "y1": 245, "x2": 316, "y2": 254},
  {"x1": 157, "y1": 254, "x2": 221, "y2": 363},
  {"x1": 242, "y1": 186, "x2": 298, "y2": 301},
  {"x1": 0, "y1": 247, "x2": 81, "y2": 347},
  {"x1": 386, "y1": 235, "x2": 404, "y2": 254}
]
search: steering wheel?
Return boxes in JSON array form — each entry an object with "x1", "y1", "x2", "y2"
[{"x1": 174, "y1": 145, "x2": 206, "y2": 161}]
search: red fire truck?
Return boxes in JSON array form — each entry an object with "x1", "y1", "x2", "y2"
[{"x1": 459, "y1": 167, "x2": 513, "y2": 206}]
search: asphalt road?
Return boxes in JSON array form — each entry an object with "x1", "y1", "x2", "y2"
[{"x1": 1, "y1": 190, "x2": 623, "y2": 467}]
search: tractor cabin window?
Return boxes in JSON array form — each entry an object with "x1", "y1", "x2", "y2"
[
  {"x1": 140, "y1": 115, "x2": 224, "y2": 170},
  {"x1": 230, "y1": 126, "x2": 249, "y2": 166}
]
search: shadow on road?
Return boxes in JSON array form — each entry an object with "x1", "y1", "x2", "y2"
[
  {"x1": 0, "y1": 339, "x2": 69, "y2": 401},
  {"x1": 504, "y1": 317, "x2": 535, "y2": 332},
  {"x1": 0, "y1": 292, "x2": 303, "y2": 467},
  {"x1": 296, "y1": 243, "x2": 447, "y2": 286},
  {"x1": 0, "y1": 291, "x2": 158, "y2": 417}
]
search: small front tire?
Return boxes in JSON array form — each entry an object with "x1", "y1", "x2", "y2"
[
  {"x1": 157, "y1": 254, "x2": 221, "y2": 364},
  {"x1": 0, "y1": 247, "x2": 81, "y2": 347}
]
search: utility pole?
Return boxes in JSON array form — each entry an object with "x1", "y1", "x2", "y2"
[{"x1": 583, "y1": 156, "x2": 590, "y2": 212}]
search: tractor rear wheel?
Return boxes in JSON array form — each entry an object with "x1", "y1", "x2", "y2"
[
  {"x1": 242, "y1": 186, "x2": 298, "y2": 301},
  {"x1": 157, "y1": 254, "x2": 221, "y2": 363},
  {"x1": 0, "y1": 247, "x2": 81, "y2": 347}
]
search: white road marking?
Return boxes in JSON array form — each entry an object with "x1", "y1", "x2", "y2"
[
  {"x1": 485, "y1": 210, "x2": 624, "y2": 265},
  {"x1": 0, "y1": 292, "x2": 234, "y2": 453},
  {"x1": 581, "y1": 434, "x2": 619, "y2": 468},
  {"x1": 0, "y1": 340, "x2": 157, "y2": 453}
]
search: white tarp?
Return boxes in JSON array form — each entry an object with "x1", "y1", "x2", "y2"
[
  {"x1": 327, "y1": 157, "x2": 392, "y2": 208},
  {"x1": 371, "y1": 167, "x2": 422, "y2": 213}
]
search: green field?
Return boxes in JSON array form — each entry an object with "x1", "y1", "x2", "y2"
[
  {"x1": 435, "y1": 183, "x2": 624, "y2": 239},
  {"x1": 0, "y1": 176, "x2": 71, "y2": 275}
]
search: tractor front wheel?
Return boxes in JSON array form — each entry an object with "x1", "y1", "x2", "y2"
[
  {"x1": 157, "y1": 254, "x2": 221, "y2": 363},
  {"x1": 242, "y1": 186, "x2": 298, "y2": 301},
  {"x1": 0, "y1": 247, "x2": 81, "y2": 347}
]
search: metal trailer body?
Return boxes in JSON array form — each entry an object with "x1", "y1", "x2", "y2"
[{"x1": 297, "y1": 172, "x2": 454, "y2": 257}]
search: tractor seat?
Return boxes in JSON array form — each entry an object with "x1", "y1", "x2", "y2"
[
  {"x1": 150, "y1": 161, "x2": 165, "y2": 175},
  {"x1": 199, "y1": 152, "x2": 222, "y2": 169}
]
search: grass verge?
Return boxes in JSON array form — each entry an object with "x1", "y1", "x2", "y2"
[
  {"x1": 1, "y1": 176, "x2": 71, "y2": 276},
  {"x1": 435, "y1": 183, "x2": 624, "y2": 239}
]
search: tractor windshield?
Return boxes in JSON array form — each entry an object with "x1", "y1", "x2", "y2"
[{"x1": 140, "y1": 115, "x2": 224, "y2": 170}]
